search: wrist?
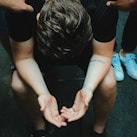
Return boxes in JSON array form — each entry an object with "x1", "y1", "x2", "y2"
[
  {"x1": 38, "y1": 90, "x2": 51, "y2": 97},
  {"x1": 81, "y1": 87, "x2": 94, "y2": 94}
]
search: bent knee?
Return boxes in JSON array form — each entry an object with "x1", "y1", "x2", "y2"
[
  {"x1": 98, "y1": 67, "x2": 117, "y2": 98},
  {"x1": 102, "y1": 74, "x2": 116, "y2": 92},
  {"x1": 11, "y1": 71, "x2": 28, "y2": 95}
]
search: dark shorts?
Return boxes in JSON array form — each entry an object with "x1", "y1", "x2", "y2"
[
  {"x1": 0, "y1": 10, "x2": 8, "y2": 35},
  {"x1": 11, "y1": 44, "x2": 92, "y2": 77},
  {"x1": 82, "y1": 0, "x2": 118, "y2": 42},
  {"x1": 34, "y1": 43, "x2": 93, "y2": 75}
]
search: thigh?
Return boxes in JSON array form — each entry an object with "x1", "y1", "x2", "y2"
[{"x1": 12, "y1": 71, "x2": 30, "y2": 94}]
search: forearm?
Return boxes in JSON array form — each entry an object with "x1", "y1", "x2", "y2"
[
  {"x1": 15, "y1": 57, "x2": 50, "y2": 96},
  {"x1": 82, "y1": 54, "x2": 111, "y2": 93},
  {"x1": 82, "y1": 37, "x2": 115, "y2": 93},
  {"x1": 10, "y1": 37, "x2": 50, "y2": 96}
]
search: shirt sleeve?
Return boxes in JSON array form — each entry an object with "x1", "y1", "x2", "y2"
[{"x1": 6, "y1": 11, "x2": 36, "y2": 42}]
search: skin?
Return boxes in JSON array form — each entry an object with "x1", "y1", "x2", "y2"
[
  {"x1": 61, "y1": 38, "x2": 116, "y2": 123},
  {"x1": 106, "y1": 0, "x2": 137, "y2": 11},
  {"x1": 9, "y1": 3, "x2": 117, "y2": 134},
  {"x1": 11, "y1": 36, "x2": 116, "y2": 131},
  {"x1": 10, "y1": 36, "x2": 67, "y2": 128},
  {"x1": 0, "y1": 0, "x2": 33, "y2": 12}
]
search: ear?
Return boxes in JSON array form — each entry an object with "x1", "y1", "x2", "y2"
[{"x1": 36, "y1": 13, "x2": 40, "y2": 21}]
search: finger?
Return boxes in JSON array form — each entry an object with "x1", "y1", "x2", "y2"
[
  {"x1": 106, "y1": 1, "x2": 117, "y2": 7},
  {"x1": 23, "y1": 0, "x2": 33, "y2": 12},
  {"x1": 67, "y1": 112, "x2": 82, "y2": 122},
  {"x1": 24, "y1": 4, "x2": 34, "y2": 12},
  {"x1": 61, "y1": 108, "x2": 78, "y2": 119},
  {"x1": 52, "y1": 112, "x2": 67, "y2": 127},
  {"x1": 62, "y1": 106, "x2": 69, "y2": 110},
  {"x1": 59, "y1": 115, "x2": 67, "y2": 122},
  {"x1": 66, "y1": 109, "x2": 85, "y2": 122},
  {"x1": 40, "y1": 104, "x2": 45, "y2": 111},
  {"x1": 57, "y1": 116, "x2": 67, "y2": 126},
  {"x1": 38, "y1": 98, "x2": 45, "y2": 111},
  {"x1": 84, "y1": 96, "x2": 91, "y2": 107},
  {"x1": 26, "y1": 5, "x2": 34, "y2": 12},
  {"x1": 46, "y1": 113, "x2": 62, "y2": 127},
  {"x1": 60, "y1": 106, "x2": 72, "y2": 114},
  {"x1": 46, "y1": 109, "x2": 67, "y2": 127},
  {"x1": 61, "y1": 112, "x2": 72, "y2": 119},
  {"x1": 61, "y1": 113, "x2": 74, "y2": 119},
  {"x1": 67, "y1": 109, "x2": 86, "y2": 122},
  {"x1": 49, "y1": 115, "x2": 67, "y2": 127},
  {"x1": 61, "y1": 108, "x2": 74, "y2": 114},
  {"x1": 60, "y1": 107, "x2": 70, "y2": 113}
]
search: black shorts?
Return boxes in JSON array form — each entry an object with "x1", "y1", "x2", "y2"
[
  {"x1": 34, "y1": 43, "x2": 93, "y2": 75},
  {"x1": 0, "y1": 10, "x2": 8, "y2": 35},
  {"x1": 81, "y1": 0, "x2": 118, "y2": 42},
  {"x1": 11, "y1": 44, "x2": 92, "y2": 77}
]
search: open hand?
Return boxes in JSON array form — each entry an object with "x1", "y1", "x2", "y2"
[
  {"x1": 61, "y1": 89, "x2": 93, "y2": 122},
  {"x1": 38, "y1": 94, "x2": 67, "y2": 128}
]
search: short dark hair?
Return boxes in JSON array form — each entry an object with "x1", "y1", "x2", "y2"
[{"x1": 36, "y1": 0, "x2": 92, "y2": 60}]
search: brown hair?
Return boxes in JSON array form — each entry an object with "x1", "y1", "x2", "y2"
[{"x1": 37, "y1": 0, "x2": 92, "y2": 59}]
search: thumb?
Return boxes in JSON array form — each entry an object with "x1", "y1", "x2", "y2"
[
  {"x1": 38, "y1": 96, "x2": 45, "y2": 111},
  {"x1": 84, "y1": 97, "x2": 90, "y2": 107},
  {"x1": 84, "y1": 93, "x2": 92, "y2": 107}
]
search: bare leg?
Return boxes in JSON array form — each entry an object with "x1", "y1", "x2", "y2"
[
  {"x1": 12, "y1": 70, "x2": 46, "y2": 130},
  {"x1": 92, "y1": 66, "x2": 117, "y2": 134}
]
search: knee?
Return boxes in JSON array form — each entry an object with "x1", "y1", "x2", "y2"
[
  {"x1": 103, "y1": 74, "x2": 116, "y2": 91},
  {"x1": 11, "y1": 71, "x2": 28, "y2": 95},
  {"x1": 98, "y1": 71, "x2": 117, "y2": 99}
]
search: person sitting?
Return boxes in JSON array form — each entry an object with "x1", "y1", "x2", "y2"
[{"x1": 6, "y1": 0, "x2": 118, "y2": 137}]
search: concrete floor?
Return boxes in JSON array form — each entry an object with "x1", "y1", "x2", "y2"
[{"x1": 0, "y1": 11, "x2": 137, "y2": 137}]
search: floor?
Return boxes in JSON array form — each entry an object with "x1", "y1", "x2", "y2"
[{"x1": 0, "y1": 11, "x2": 137, "y2": 137}]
